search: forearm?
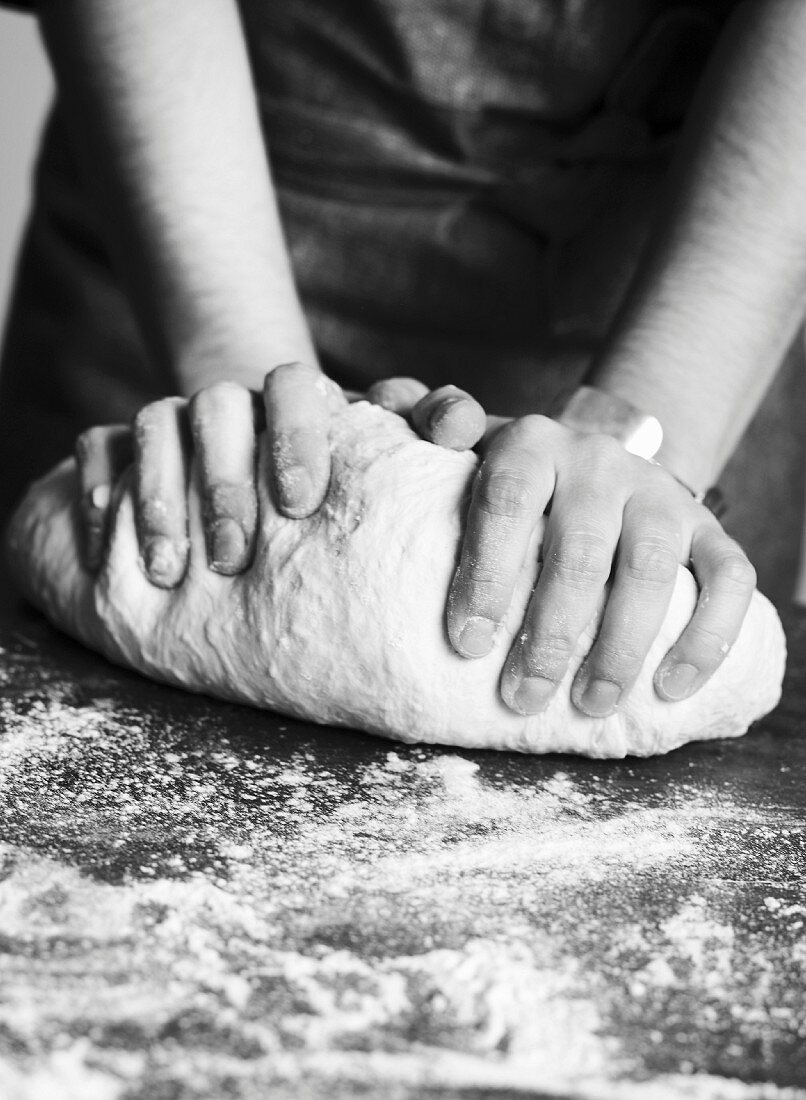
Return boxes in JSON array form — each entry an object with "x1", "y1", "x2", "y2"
[
  {"x1": 589, "y1": 0, "x2": 806, "y2": 492},
  {"x1": 38, "y1": 0, "x2": 315, "y2": 396}
]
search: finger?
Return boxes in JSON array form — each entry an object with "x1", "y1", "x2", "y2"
[
  {"x1": 365, "y1": 377, "x2": 429, "y2": 414},
  {"x1": 321, "y1": 374, "x2": 350, "y2": 413},
  {"x1": 75, "y1": 424, "x2": 133, "y2": 572},
  {"x1": 569, "y1": 495, "x2": 681, "y2": 717},
  {"x1": 263, "y1": 362, "x2": 331, "y2": 518},
  {"x1": 654, "y1": 524, "x2": 756, "y2": 702},
  {"x1": 447, "y1": 416, "x2": 556, "y2": 659},
  {"x1": 189, "y1": 381, "x2": 258, "y2": 576},
  {"x1": 133, "y1": 397, "x2": 190, "y2": 588},
  {"x1": 411, "y1": 385, "x2": 487, "y2": 451},
  {"x1": 498, "y1": 447, "x2": 622, "y2": 714}
]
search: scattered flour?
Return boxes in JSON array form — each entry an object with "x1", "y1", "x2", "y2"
[{"x1": 0, "y1": 678, "x2": 804, "y2": 1100}]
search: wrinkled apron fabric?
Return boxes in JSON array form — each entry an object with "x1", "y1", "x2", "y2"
[{"x1": 0, "y1": 0, "x2": 734, "y2": 512}]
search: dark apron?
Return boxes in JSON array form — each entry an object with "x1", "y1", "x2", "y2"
[{"x1": 248, "y1": 0, "x2": 730, "y2": 406}]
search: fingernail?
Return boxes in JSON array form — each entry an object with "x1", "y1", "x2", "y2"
[
  {"x1": 428, "y1": 396, "x2": 461, "y2": 431},
  {"x1": 509, "y1": 676, "x2": 556, "y2": 715},
  {"x1": 457, "y1": 616, "x2": 497, "y2": 658},
  {"x1": 657, "y1": 662, "x2": 698, "y2": 701},
  {"x1": 210, "y1": 518, "x2": 247, "y2": 574},
  {"x1": 276, "y1": 465, "x2": 315, "y2": 517},
  {"x1": 579, "y1": 679, "x2": 621, "y2": 717},
  {"x1": 143, "y1": 536, "x2": 184, "y2": 587}
]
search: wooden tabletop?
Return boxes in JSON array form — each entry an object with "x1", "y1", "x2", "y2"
[{"x1": 0, "y1": 580, "x2": 804, "y2": 1100}]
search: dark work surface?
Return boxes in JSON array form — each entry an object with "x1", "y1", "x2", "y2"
[{"x1": 0, "y1": 578, "x2": 805, "y2": 1100}]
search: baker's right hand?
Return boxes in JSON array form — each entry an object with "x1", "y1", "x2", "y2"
[{"x1": 76, "y1": 363, "x2": 486, "y2": 586}]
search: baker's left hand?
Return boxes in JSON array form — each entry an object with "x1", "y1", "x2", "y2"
[
  {"x1": 75, "y1": 371, "x2": 487, "y2": 583},
  {"x1": 446, "y1": 415, "x2": 756, "y2": 715}
]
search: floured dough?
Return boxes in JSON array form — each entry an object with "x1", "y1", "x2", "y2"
[{"x1": 6, "y1": 402, "x2": 786, "y2": 758}]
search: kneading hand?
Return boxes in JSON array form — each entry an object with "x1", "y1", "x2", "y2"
[
  {"x1": 75, "y1": 363, "x2": 486, "y2": 587},
  {"x1": 446, "y1": 415, "x2": 756, "y2": 715}
]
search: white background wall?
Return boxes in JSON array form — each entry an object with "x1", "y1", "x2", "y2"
[{"x1": 0, "y1": 9, "x2": 52, "y2": 320}]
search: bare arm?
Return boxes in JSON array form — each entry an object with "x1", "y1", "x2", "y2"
[
  {"x1": 38, "y1": 0, "x2": 316, "y2": 392},
  {"x1": 591, "y1": 0, "x2": 806, "y2": 492}
]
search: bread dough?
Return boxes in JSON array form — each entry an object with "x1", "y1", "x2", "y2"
[{"x1": 6, "y1": 402, "x2": 786, "y2": 758}]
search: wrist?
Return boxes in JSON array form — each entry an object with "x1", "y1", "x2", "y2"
[
  {"x1": 556, "y1": 385, "x2": 725, "y2": 513},
  {"x1": 174, "y1": 332, "x2": 320, "y2": 398},
  {"x1": 556, "y1": 385, "x2": 663, "y2": 461},
  {"x1": 585, "y1": 355, "x2": 723, "y2": 493}
]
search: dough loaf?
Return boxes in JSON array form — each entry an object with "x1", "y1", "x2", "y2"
[{"x1": 6, "y1": 402, "x2": 786, "y2": 758}]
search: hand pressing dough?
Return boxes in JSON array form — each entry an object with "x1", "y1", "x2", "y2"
[{"x1": 6, "y1": 402, "x2": 785, "y2": 758}]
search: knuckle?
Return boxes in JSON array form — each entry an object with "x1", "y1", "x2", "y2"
[
  {"x1": 204, "y1": 480, "x2": 257, "y2": 520},
  {"x1": 132, "y1": 406, "x2": 152, "y2": 436},
  {"x1": 522, "y1": 632, "x2": 576, "y2": 679},
  {"x1": 75, "y1": 426, "x2": 107, "y2": 463},
  {"x1": 580, "y1": 432, "x2": 625, "y2": 468},
  {"x1": 547, "y1": 531, "x2": 612, "y2": 587},
  {"x1": 714, "y1": 550, "x2": 756, "y2": 592},
  {"x1": 623, "y1": 539, "x2": 679, "y2": 587},
  {"x1": 134, "y1": 397, "x2": 178, "y2": 438},
  {"x1": 457, "y1": 562, "x2": 511, "y2": 606},
  {"x1": 476, "y1": 467, "x2": 538, "y2": 518},
  {"x1": 431, "y1": 383, "x2": 464, "y2": 403},
  {"x1": 501, "y1": 413, "x2": 553, "y2": 449},
  {"x1": 681, "y1": 625, "x2": 731, "y2": 670},
  {"x1": 208, "y1": 379, "x2": 247, "y2": 399},
  {"x1": 268, "y1": 361, "x2": 318, "y2": 389},
  {"x1": 588, "y1": 636, "x2": 645, "y2": 679},
  {"x1": 193, "y1": 379, "x2": 248, "y2": 411},
  {"x1": 270, "y1": 361, "x2": 301, "y2": 381},
  {"x1": 366, "y1": 378, "x2": 407, "y2": 409},
  {"x1": 273, "y1": 424, "x2": 328, "y2": 464}
]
